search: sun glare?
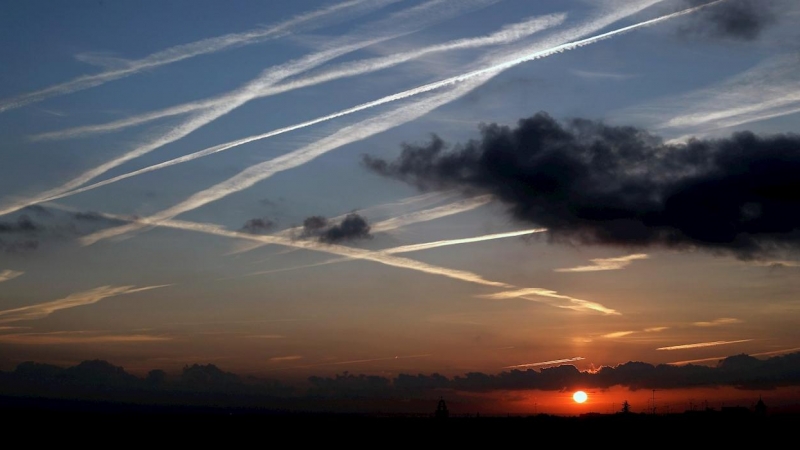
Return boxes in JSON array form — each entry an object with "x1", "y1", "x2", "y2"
[{"x1": 573, "y1": 391, "x2": 588, "y2": 403}]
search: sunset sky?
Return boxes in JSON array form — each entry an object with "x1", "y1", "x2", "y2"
[{"x1": 1, "y1": 0, "x2": 799, "y2": 414}]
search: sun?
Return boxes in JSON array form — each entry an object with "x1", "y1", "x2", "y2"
[{"x1": 573, "y1": 391, "x2": 588, "y2": 403}]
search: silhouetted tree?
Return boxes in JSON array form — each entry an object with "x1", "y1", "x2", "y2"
[{"x1": 621, "y1": 400, "x2": 631, "y2": 414}]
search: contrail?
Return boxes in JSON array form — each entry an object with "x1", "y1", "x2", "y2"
[
  {"x1": 34, "y1": 12, "x2": 565, "y2": 141},
  {"x1": 370, "y1": 195, "x2": 494, "y2": 233},
  {"x1": 16, "y1": 0, "x2": 710, "y2": 216},
  {"x1": 0, "y1": 270, "x2": 24, "y2": 284},
  {"x1": 0, "y1": 284, "x2": 171, "y2": 323},
  {"x1": 0, "y1": 0, "x2": 500, "y2": 218},
  {"x1": 228, "y1": 191, "x2": 462, "y2": 256},
  {"x1": 383, "y1": 228, "x2": 546, "y2": 253},
  {"x1": 556, "y1": 253, "x2": 649, "y2": 272},
  {"x1": 79, "y1": 75, "x2": 496, "y2": 244},
  {"x1": 656, "y1": 339, "x2": 754, "y2": 351},
  {"x1": 241, "y1": 227, "x2": 546, "y2": 277},
  {"x1": 503, "y1": 356, "x2": 584, "y2": 369},
  {"x1": 49, "y1": 203, "x2": 616, "y2": 314},
  {"x1": 0, "y1": 0, "x2": 400, "y2": 113}
]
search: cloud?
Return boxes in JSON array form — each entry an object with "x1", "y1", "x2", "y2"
[
  {"x1": 693, "y1": 318, "x2": 743, "y2": 327},
  {"x1": 0, "y1": 331, "x2": 170, "y2": 345},
  {"x1": 319, "y1": 213, "x2": 372, "y2": 244},
  {"x1": 556, "y1": 254, "x2": 649, "y2": 272},
  {"x1": 570, "y1": 69, "x2": 637, "y2": 80},
  {"x1": 644, "y1": 326, "x2": 670, "y2": 332},
  {"x1": 0, "y1": 270, "x2": 24, "y2": 283},
  {"x1": 503, "y1": 357, "x2": 585, "y2": 369},
  {"x1": 0, "y1": 284, "x2": 170, "y2": 323},
  {"x1": 656, "y1": 339, "x2": 753, "y2": 351},
  {"x1": 3, "y1": 1, "x2": 692, "y2": 218},
  {"x1": 269, "y1": 356, "x2": 304, "y2": 362},
  {"x1": 33, "y1": 10, "x2": 563, "y2": 142},
  {"x1": 680, "y1": 0, "x2": 778, "y2": 41},
  {"x1": 75, "y1": 207, "x2": 616, "y2": 315},
  {"x1": 0, "y1": 0, "x2": 399, "y2": 113},
  {"x1": 363, "y1": 112, "x2": 800, "y2": 260},
  {"x1": 240, "y1": 217, "x2": 275, "y2": 234},
  {"x1": 0, "y1": 208, "x2": 125, "y2": 254},
  {"x1": 603, "y1": 331, "x2": 637, "y2": 338}
]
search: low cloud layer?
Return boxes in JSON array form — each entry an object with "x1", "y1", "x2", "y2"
[
  {"x1": 681, "y1": 0, "x2": 777, "y2": 41},
  {"x1": 363, "y1": 112, "x2": 800, "y2": 260}
]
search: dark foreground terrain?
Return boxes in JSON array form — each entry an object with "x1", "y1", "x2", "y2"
[{"x1": 2, "y1": 395, "x2": 798, "y2": 443}]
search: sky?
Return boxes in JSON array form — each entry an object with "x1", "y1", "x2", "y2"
[{"x1": 1, "y1": 0, "x2": 799, "y2": 414}]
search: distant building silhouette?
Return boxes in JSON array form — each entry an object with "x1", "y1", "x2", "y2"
[
  {"x1": 435, "y1": 397, "x2": 449, "y2": 419},
  {"x1": 754, "y1": 397, "x2": 767, "y2": 416}
]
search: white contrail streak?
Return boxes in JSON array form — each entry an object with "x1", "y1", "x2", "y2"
[
  {"x1": 656, "y1": 339, "x2": 753, "y2": 351},
  {"x1": 34, "y1": 12, "x2": 566, "y2": 141},
  {"x1": 16, "y1": 0, "x2": 704, "y2": 219},
  {"x1": 243, "y1": 227, "x2": 546, "y2": 277},
  {"x1": 0, "y1": 0, "x2": 399, "y2": 113},
  {"x1": 556, "y1": 254, "x2": 649, "y2": 272},
  {"x1": 0, "y1": 270, "x2": 24, "y2": 283},
  {"x1": 50, "y1": 204, "x2": 615, "y2": 314},
  {"x1": 79, "y1": 76, "x2": 495, "y2": 244},
  {"x1": 503, "y1": 356, "x2": 585, "y2": 369},
  {"x1": 383, "y1": 228, "x2": 546, "y2": 254},
  {"x1": 0, "y1": 284, "x2": 171, "y2": 323},
  {"x1": 0, "y1": 0, "x2": 500, "y2": 218}
]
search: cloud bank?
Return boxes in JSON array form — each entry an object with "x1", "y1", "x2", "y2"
[{"x1": 364, "y1": 112, "x2": 800, "y2": 260}]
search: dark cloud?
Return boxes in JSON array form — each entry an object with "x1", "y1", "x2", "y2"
[
  {"x1": 297, "y1": 214, "x2": 372, "y2": 243},
  {"x1": 303, "y1": 216, "x2": 328, "y2": 235},
  {"x1": 363, "y1": 112, "x2": 800, "y2": 260},
  {"x1": 319, "y1": 213, "x2": 371, "y2": 244},
  {"x1": 681, "y1": 0, "x2": 777, "y2": 41},
  {"x1": 2, "y1": 353, "x2": 799, "y2": 410},
  {"x1": 0, "y1": 208, "x2": 125, "y2": 254},
  {"x1": 240, "y1": 217, "x2": 275, "y2": 234}
]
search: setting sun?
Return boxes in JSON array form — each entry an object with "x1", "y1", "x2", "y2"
[{"x1": 573, "y1": 391, "x2": 588, "y2": 404}]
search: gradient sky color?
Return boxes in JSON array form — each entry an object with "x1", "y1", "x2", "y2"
[{"x1": 1, "y1": 0, "x2": 799, "y2": 412}]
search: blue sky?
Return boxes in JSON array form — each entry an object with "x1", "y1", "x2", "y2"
[{"x1": 1, "y1": 0, "x2": 799, "y2": 385}]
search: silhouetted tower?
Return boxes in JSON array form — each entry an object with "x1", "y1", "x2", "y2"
[
  {"x1": 435, "y1": 397, "x2": 449, "y2": 419},
  {"x1": 754, "y1": 396, "x2": 767, "y2": 416},
  {"x1": 621, "y1": 400, "x2": 631, "y2": 414}
]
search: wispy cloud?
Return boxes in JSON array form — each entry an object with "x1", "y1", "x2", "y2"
[
  {"x1": 657, "y1": 339, "x2": 753, "y2": 351},
  {"x1": 693, "y1": 318, "x2": 743, "y2": 327},
  {"x1": 570, "y1": 69, "x2": 637, "y2": 80},
  {"x1": 0, "y1": 269, "x2": 24, "y2": 283},
  {"x1": 62, "y1": 207, "x2": 615, "y2": 315},
  {"x1": 33, "y1": 11, "x2": 563, "y2": 142},
  {"x1": 0, "y1": 331, "x2": 170, "y2": 345},
  {"x1": 78, "y1": 3, "x2": 708, "y2": 246},
  {"x1": 4, "y1": 1, "x2": 696, "y2": 219},
  {"x1": 482, "y1": 288, "x2": 619, "y2": 315},
  {"x1": 556, "y1": 254, "x2": 649, "y2": 272},
  {"x1": 383, "y1": 228, "x2": 546, "y2": 254},
  {"x1": 603, "y1": 331, "x2": 636, "y2": 338},
  {"x1": 243, "y1": 228, "x2": 546, "y2": 277},
  {"x1": 644, "y1": 326, "x2": 669, "y2": 332},
  {"x1": 625, "y1": 53, "x2": 800, "y2": 139},
  {"x1": 0, "y1": 0, "x2": 399, "y2": 113},
  {"x1": 0, "y1": 284, "x2": 171, "y2": 323},
  {"x1": 269, "y1": 355, "x2": 304, "y2": 362},
  {"x1": 503, "y1": 356, "x2": 585, "y2": 369},
  {"x1": 0, "y1": 0, "x2": 498, "y2": 218}
]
